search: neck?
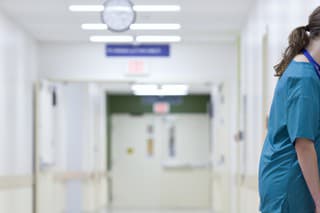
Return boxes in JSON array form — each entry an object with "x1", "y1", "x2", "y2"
[{"x1": 306, "y1": 39, "x2": 320, "y2": 64}]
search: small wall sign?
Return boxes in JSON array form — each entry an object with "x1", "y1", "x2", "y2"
[{"x1": 106, "y1": 44, "x2": 170, "y2": 57}]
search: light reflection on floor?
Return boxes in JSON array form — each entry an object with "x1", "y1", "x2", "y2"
[{"x1": 102, "y1": 209, "x2": 212, "y2": 213}]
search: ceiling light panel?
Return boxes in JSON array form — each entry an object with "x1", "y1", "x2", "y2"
[
  {"x1": 132, "y1": 84, "x2": 189, "y2": 96},
  {"x1": 161, "y1": 85, "x2": 189, "y2": 91},
  {"x1": 69, "y1": 5, "x2": 181, "y2": 12},
  {"x1": 82, "y1": 23, "x2": 181, "y2": 31},
  {"x1": 70, "y1": 4, "x2": 182, "y2": 42},
  {"x1": 69, "y1": 5, "x2": 104, "y2": 12},
  {"x1": 133, "y1": 91, "x2": 188, "y2": 96},
  {"x1": 131, "y1": 84, "x2": 158, "y2": 91},
  {"x1": 133, "y1": 5, "x2": 181, "y2": 12},
  {"x1": 136, "y1": 36, "x2": 182, "y2": 43},
  {"x1": 90, "y1": 36, "x2": 134, "y2": 43},
  {"x1": 130, "y1": 24, "x2": 181, "y2": 30},
  {"x1": 82, "y1": 24, "x2": 108, "y2": 30}
]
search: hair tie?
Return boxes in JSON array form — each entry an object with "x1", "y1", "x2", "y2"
[{"x1": 305, "y1": 25, "x2": 310, "y2": 32}]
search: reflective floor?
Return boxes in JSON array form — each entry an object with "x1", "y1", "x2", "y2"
[{"x1": 103, "y1": 209, "x2": 212, "y2": 213}]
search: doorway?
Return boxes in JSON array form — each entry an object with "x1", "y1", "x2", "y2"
[{"x1": 108, "y1": 95, "x2": 212, "y2": 209}]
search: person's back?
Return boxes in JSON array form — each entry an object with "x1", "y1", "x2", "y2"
[
  {"x1": 259, "y1": 60, "x2": 320, "y2": 212},
  {"x1": 259, "y1": 6, "x2": 320, "y2": 213}
]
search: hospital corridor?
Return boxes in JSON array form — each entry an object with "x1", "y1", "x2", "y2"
[{"x1": 0, "y1": 0, "x2": 319, "y2": 212}]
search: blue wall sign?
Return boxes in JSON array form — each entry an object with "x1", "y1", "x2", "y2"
[{"x1": 106, "y1": 44, "x2": 170, "y2": 57}]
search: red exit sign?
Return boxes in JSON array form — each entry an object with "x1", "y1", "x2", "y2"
[
  {"x1": 153, "y1": 102, "x2": 170, "y2": 114},
  {"x1": 127, "y1": 60, "x2": 148, "y2": 76}
]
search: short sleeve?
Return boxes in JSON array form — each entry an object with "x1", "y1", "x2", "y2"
[{"x1": 287, "y1": 77, "x2": 320, "y2": 144}]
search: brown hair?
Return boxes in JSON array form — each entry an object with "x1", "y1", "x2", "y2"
[{"x1": 274, "y1": 6, "x2": 320, "y2": 77}]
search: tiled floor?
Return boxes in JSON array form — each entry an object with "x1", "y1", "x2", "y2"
[{"x1": 102, "y1": 209, "x2": 212, "y2": 213}]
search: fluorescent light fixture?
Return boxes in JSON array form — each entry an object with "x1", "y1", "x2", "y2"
[
  {"x1": 130, "y1": 24, "x2": 181, "y2": 30},
  {"x1": 134, "y1": 91, "x2": 188, "y2": 96},
  {"x1": 136, "y1": 36, "x2": 182, "y2": 43},
  {"x1": 82, "y1": 24, "x2": 108, "y2": 30},
  {"x1": 131, "y1": 84, "x2": 158, "y2": 91},
  {"x1": 90, "y1": 36, "x2": 134, "y2": 43},
  {"x1": 69, "y1": 5, "x2": 104, "y2": 12},
  {"x1": 133, "y1": 5, "x2": 181, "y2": 12},
  {"x1": 162, "y1": 85, "x2": 189, "y2": 91},
  {"x1": 82, "y1": 23, "x2": 181, "y2": 31},
  {"x1": 69, "y1": 5, "x2": 180, "y2": 12},
  {"x1": 132, "y1": 84, "x2": 189, "y2": 96},
  {"x1": 160, "y1": 85, "x2": 189, "y2": 96}
]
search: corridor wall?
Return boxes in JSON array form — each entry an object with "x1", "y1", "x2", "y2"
[
  {"x1": 39, "y1": 42, "x2": 236, "y2": 85},
  {"x1": 0, "y1": 10, "x2": 38, "y2": 213},
  {"x1": 36, "y1": 82, "x2": 108, "y2": 213}
]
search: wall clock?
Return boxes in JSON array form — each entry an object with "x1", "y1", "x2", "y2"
[{"x1": 102, "y1": 0, "x2": 136, "y2": 32}]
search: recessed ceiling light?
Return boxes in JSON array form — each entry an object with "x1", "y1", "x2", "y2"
[
  {"x1": 69, "y1": 5, "x2": 104, "y2": 12},
  {"x1": 136, "y1": 36, "x2": 182, "y2": 43},
  {"x1": 82, "y1": 23, "x2": 181, "y2": 31},
  {"x1": 132, "y1": 84, "x2": 189, "y2": 96},
  {"x1": 131, "y1": 84, "x2": 158, "y2": 91},
  {"x1": 69, "y1": 5, "x2": 181, "y2": 12},
  {"x1": 134, "y1": 91, "x2": 188, "y2": 96},
  {"x1": 133, "y1": 5, "x2": 181, "y2": 12},
  {"x1": 90, "y1": 36, "x2": 134, "y2": 43},
  {"x1": 130, "y1": 24, "x2": 181, "y2": 30},
  {"x1": 161, "y1": 85, "x2": 189, "y2": 91},
  {"x1": 82, "y1": 24, "x2": 108, "y2": 30}
]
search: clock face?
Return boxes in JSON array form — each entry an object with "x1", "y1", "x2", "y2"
[{"x1": 102, "y1": 0, "x2": 136, "y2": 32}]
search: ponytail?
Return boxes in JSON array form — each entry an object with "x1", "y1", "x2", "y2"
[{"x1": 274, "y1": 26, "x2": 310, "y2": 77}]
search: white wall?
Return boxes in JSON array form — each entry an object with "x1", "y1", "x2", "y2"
[
  {"x1": 36, "y1": 82, "x2": 108, "y2": 213},
  {"x1": 211, "y1": 80, "x2": 239, "y2": 213},
  {"x1": 39, "y1": 42, "x2": 237, "y2": 84},
  {"x1": 0, "y1": 9, "x2": 38, "y2": 213}
]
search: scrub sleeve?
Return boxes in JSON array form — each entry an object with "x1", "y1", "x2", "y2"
[{"x1": 287, "y1": 76, "x2": 320, "y2": 144}]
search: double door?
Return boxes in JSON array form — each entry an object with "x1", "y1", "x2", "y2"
[{"x1": 111, "y1": 113, "x2": 211, "y2": 209}]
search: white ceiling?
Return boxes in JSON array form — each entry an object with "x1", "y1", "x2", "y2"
[{"x1": 0, "y1": 0, "x2": 255, "y2": 42}]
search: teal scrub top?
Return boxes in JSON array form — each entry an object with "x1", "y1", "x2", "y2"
[{"x1": 259, "y1": 61, "x2": 320, "y2": 213}]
